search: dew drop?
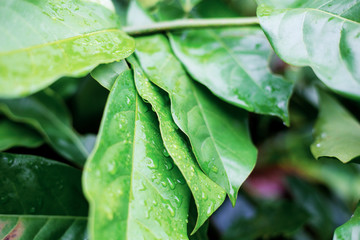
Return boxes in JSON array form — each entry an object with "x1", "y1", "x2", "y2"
[
  {"x1": 107, "y1": 161, "x2": 116, "y2": 173},
  {"x1": 206, "y1": 203, "x2": 214, "y2": 215},
  {"x1": 146, "y1": 157, "x2": 158, "y2": 170},
  {"x1": 174, "y1": 195, "x2": 183, "y2": 208},
  {"x1": 163, "y1": 148, "x2": 170, "y2": 157},
  {"x1": 168, "y1": 178, "x2": 176, "y2": 190},
  {"x1": 164, "y1": 160, "x2": 174, "y2": 171},
  {"x1": 126, "y1": 97, "x2": 131, "y2": 105},
  {"x1": 201, "y1": 192, "x2": 208, "y2": 200},
  {"x1": 211, "y1": 165, "x2": 218, "y2": 173},
  {"x1": 166, "y1": 204, "x2": 175, "y2": 217}
]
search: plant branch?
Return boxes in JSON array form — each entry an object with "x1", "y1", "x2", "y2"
[{"x1": 122, "y1": 17, "x2": 260, "y2": 36}]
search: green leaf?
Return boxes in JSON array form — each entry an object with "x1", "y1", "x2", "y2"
[
  {"x1": 0, "y1": 119, "x2": 43, "y2": 151},
  {"x1": 83, "y1": 70, "x2": 191, "y2": 239},
  {"x1": 136, "y1": 0, "x2": 201, "y2": 19},
  {"x1": 0, "y1": 0, "x2": 135, "y2": 98},
  {"x1": 0, "y1": 153, "x2": 88, "y2": 239},
  {"x1": 311, "y1": 91, "x2": 360, "y2": 163},
  {"x1": 91, "y1": 60, "x2": 129, "y2": 90},
  {"x1": 0, "y1": 153, "x2": 88, "y2": 216},
  {"x1": 169, "y1": 27, "x2": 294, "y2": 124},
  {"x1": 0, "y1": 215, "x2": 87, "y2": 240},
  {"x1": 334, "y1": 203, "x2": 360, "y2": 240},
  {"x1": 0, "y1": 89, "x2": 88, "y2": 166},
  {"x1": 134, "y1": 34, "x2": 257, "y2": 205},
  {"x1": 256, "y1": 0, "x2": 360, "y2": 99},
  {"x1": 128, "y1": 56, "x2": 225, "y2": 232},
  {"x1": 287, "y1": 177, "x2": 340, "y2": 240},
  {"x1": 223, "y1": 201, "x2": 309, "y2": 240},
  {"x1": 187, "y1": 199, "x2": 209, "y2": 240}
]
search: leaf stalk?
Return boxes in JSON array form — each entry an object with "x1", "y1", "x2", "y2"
[{"x1": 123, "y1": 17, "x2": 260, "y2": 36}]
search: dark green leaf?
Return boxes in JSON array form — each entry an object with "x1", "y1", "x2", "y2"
[
  {"x1": 91, "y1": 60, "x2": 129, "y2": 90},
  {"x1": 223, "y1": 201, "x2": 309, "y2": 240},
  {"x1": 311, "y1": 91, "x2": 360, "y2": 163},
  {"x1": 0, "y1": 119, "x2": 43, "y2": 151},
  {"x1": 0, "y1": 215, "x2": 87, "y2": 240},
  {"x1": 0, "y1": 89, "x2": 88, "y2": 166},
  {"x1": 170, "y1": 27, "x2": 294, "y2": 124},
  {"x1": 134, "y1": 34, "x2": 257, "y2": 205},
  {"x1": 0, "y1": 0, "x2": 135, "y2": 98},
  {"x1": 0, "y1": 153, "x2": 87, "y2": 216},
  {"x1": 50, "y1": 77, "x2": 83, "y2": 100},
  {"x1": 128, "y1": 56, "x2": 225, "y2": 232},
  {"x1": 83, "y1": 70, "x2": 191, "y2": 239},
  {"x1": 287, "y1": 177, "x2": 344, "y2": 240},
  {"x1": 257, "y1": 0, "x2": 360, "y2": 99},
  {"x1": 334, "y1": 203, "x2": 360, "y2": 240}
]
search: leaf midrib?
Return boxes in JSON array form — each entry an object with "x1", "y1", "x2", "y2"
[
  {"x1": 190, "y1": 83, "x2": 231, "y2": 193},
  {"x1": 283, "y1": 7, "x2": 359, "y2": 25},
  {"x1": 125, "y1": 93, "x2": 138, "y2": 240}
]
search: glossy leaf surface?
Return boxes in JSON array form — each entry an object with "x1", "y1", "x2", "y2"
[
  {"x1": 0, "y1": 119, "x2": 43, "y2": 151},
  {"x1": 334, "y1": 203, "x2": 360, "y2": 240},
  {"x1": 128, "y1": 56, "x2": 225, "y2": 232},
  {"x1": 0, "y1": 0, "x2": 135, "y2": 98},
  {"x1": 135, "y1": 34, "x2": 257, "y2": 204},
  {"x1": 257, "y1": 0, "x2": 360, "y2": 99},
  {"x1": 170, "y1": 28, "x2": 293, "y2": 124},
  {"x1": 0, "y1": 215, "x2": 87, "y2": 240},
  {"x1": 0, "y1": 153, "x2": 87, "y2": 216},
  {"x1": 91, "y1": 60, "x2": 129, "y2": 90},
  {"x1": 0, "y1": 90, "x2": 88, "y2": 166},
  {"x1": 311, "y1": 91, "x2": 360, "y2": 163},
  {"x1": 83, "y1": 70, "x2": 190, "y2": 240}
]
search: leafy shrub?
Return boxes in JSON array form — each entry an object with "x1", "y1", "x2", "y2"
[{"x1": 0, "y1": 0, "x2": 359, "y2": 239}]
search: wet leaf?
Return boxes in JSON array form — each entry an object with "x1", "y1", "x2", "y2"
[
  {"x1": 311, "y1": 91, "x2": 360, "y2": 163},
  {"x1": 0, "y1": 215, "x2": 87, "y2": 240},
  {"x1": 334, "y1": 202, "x2": 360, "y2": 240},
  {"x1": 0, "y1": 0, "x2": 134, "y2": 98},
  {"x1": 187, "y1": 199, "x2": 209, "y2": 240},
  {"x1": 0, "y1": 153, "x2": 88, "y2": 216},
  {"x1": 170, "y1": 28, "x2": 293, "y2": 124},
  {"x1": 134, "y1": 34, "x2": 257, "y2": 205},
  {"x1": 128, "y1": 56, "x2": 225, "y2": 232},
  {"x1": 0, "y1": 152, "x2": 88, "y2": 239},
  {"x1": 257, "y1": 0, "x2": 360, "y2": 99},
  {"x1": 0, "y1": 119, "x2": 43, "y2": 151},
  {"x1": 91, "y1": 60, "x2": 129, "y2": 90},
  {"x1": 0, "y1": 89, "x2": 88, "y2": 166},
  {"x1": 83, "y1": 70, "x2": 191, "y2": 239}
]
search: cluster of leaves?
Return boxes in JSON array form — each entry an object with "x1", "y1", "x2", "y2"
[{"x1": 0, "y1": 0, "x2": 359, "y2": 239}]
